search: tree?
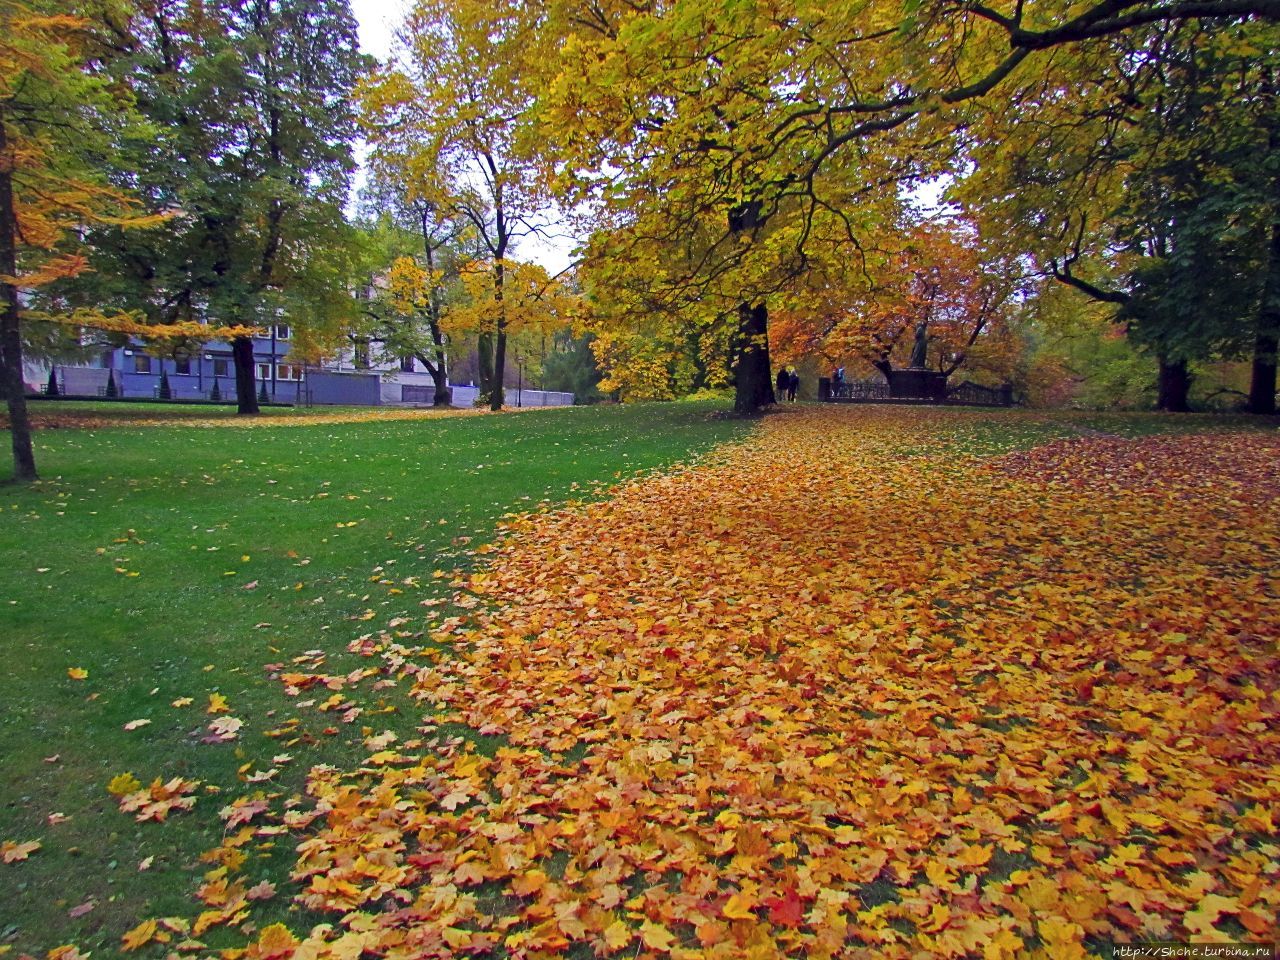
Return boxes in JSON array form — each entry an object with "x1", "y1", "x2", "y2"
[
  {"x1": 84, "y1": 0, "x2": 368, "y2": 416},
  {"x1": 541, "y1": 331, "x2": 603, "y2": 404},
  {"x1": 523, "y1": 0, "x2": 1280, "y2": 413},
  {"x1": 356, "y1": 180, "x2": 472, "y2": 406},
  {"x1": 361, "y1": 0, "x2": 556, "y2": 410},
  {"x1": 0, "y1": 4, "x2": 185, "y2": 480},
  {"x1": 956, "y1": 18, "x2": 1279, "y2": 412}
]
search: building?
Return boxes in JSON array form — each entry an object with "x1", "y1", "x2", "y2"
[{"x1": 26, "y1": 326, "x2": 575, "y2": 408}]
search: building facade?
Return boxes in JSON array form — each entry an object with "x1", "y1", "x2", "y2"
[{"x1": 27, "y1": 327, "x2": 575, "y2": 408}]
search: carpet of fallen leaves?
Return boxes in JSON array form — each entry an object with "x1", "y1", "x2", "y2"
[{"x1": 81, "y1": 407, "x2": 1280, "y2": 958}]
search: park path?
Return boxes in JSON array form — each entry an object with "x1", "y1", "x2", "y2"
[{"x1": 238, "y1": 406, "x2": 1280, "y2": 958}]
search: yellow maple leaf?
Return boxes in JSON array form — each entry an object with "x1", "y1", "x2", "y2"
[
  {"x1": 207, "y1": 692, "x2": 230, "y2": 714},
  {"x1": 107, "y1": 772, "x2": 142, "y2": 796},
  {"x1": 956, "y1": 843, "x2": 993, "y2": 869},
  {"x1": 121, "y1": 918, "x2": 157, "y2": 951},
  {"x1": 602, "y1": 920, "x2": 631, "y2": 950},
  {"x1": 640, "y1": 920, "x2": 676, "y2": 951},
  {"x1": 253, "y1": 922, "x2": 299, "y2": 959},
  {"x1": 0, "y1": 839, "x2": 40, "y2": 863},
  {"x1": 66, "y1": 667, "x2": 88, "y2": 680},
  {"x1": 722, "y1": 891, "x2": 756, "y2": 920},
  {"x1": 925, "y1": 860, "x2": 953, "y2": 886},
  {"x1": 919, "y1": 902, "x2": 951, "y2": 932}
]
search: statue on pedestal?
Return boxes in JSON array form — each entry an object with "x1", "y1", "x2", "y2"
[{"x1": 908, "y1": 321, "x2": 928, "y2": 369}]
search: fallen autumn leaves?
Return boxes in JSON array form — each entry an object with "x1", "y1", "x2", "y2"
[{"x1": 71, "y1": 408, "x2": 1280, "y2": 957}]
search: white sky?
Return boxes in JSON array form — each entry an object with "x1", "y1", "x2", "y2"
[{"x1": 349, "y1": 0, "x2": 576, "y2": 274}]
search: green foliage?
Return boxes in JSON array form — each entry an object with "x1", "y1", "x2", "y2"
[
  {"x1": 78, "y1": 1, "x2": 371, "y2": 355},
  {"x1": 540, "y1": 332, "x2": 603, "y2": 404}
]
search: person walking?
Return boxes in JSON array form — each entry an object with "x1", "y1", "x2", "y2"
[
  {"x1": 776, "y1": 367, "x2": 790, "y2": 404},
  {"x1": 788, "y1": 367, "x2": 799, "y2": 402}
]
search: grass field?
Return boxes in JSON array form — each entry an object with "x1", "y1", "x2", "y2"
[{"x1": 0, "y1": 401, "x2": 749, "y2": 956}]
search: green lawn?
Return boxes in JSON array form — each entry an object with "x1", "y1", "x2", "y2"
[{"x1": 0, "y1": 401, "x2": 748, "y2": 956}]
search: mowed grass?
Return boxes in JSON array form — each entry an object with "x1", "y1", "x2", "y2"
[{"x1": 0, "y1": 401, "x2": 748, "y2": 956}]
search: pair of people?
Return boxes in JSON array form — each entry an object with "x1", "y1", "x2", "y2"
[{"x1": 775, "y1": 367, "x2": 799, "y2": 402}]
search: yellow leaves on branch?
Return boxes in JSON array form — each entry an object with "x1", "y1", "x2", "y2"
[
  {"x1": 23, "y1": 308, "x2": 260, "y2": 342},
  {"x1": 193, "y1": 407, "x2": 1280, "y2": 957},
  {"x1": 445, "y1": 257, "x2": 581, "y2": 338}
]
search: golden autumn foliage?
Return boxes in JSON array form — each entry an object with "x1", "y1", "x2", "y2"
[
  {"x1": 449, "y1": 258, "x2": 581, "y2": 342},
  {"x1": 120, "y1": 406, "x2": 1279, "y2": 958}
]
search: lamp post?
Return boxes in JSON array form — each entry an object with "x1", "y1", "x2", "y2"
[{"x1": 516, "y1": 354, "x2": 524, "y2": 408}]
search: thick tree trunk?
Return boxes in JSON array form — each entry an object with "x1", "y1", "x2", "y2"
[
  {"x1": 430, "y1": 363, "x2": 452, "y2": 406},
  {"x1": 0, "y1": 117, "x2": 36, "y2": 481},
  {"x1": 1156, "y1": 356, "x2": 1191, "y2": 412},
  {"x1": 476, "y1": 332, "x2": 495, "y2": 407},
  {"x1": 489, "y1": 258, "x2": 507, "y2": 411},
  {"x1": 232, "y1": 336, "x2": 260, "y2": 415},
  {"x1": 1248, "y1": 220, "x2": 1280, "y2": 414},
  {"x1": 422, "y1": 237, "x2": 452, "y2": 406},
  {"x1": 491, "y1": 329, "x2": 507, "y2": 411},
  {"x1": 733, "y1": 302, "x2": 774, "y2": 415},
  {"x1": 1249, "y1": 333, "x2": 1277, "y2": 415}
]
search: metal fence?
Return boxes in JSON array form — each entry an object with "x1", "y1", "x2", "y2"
[{"x1": 823, "y1": 377, "x2": 1015, "y2": 407}]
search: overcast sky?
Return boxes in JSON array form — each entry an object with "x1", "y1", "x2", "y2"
[{"x1": 351, "y1": 0, "x2": 405, "y2": 61}]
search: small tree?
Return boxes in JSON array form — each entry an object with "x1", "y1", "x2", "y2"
[
  {"x1": 210, "y1": 378, "x2": 221, "y2": 402},
  {"x1": 158, "y1": 369, "x2": 171, "y2": 400},
  {"x1": 45, "y1": 368, "x2": 58, "y2": 397},
  {"x1": 258, "y1": 380, "x2": 270, "y2": 405},
  {"x1": 105, "y1": 370, "x2": 118, "y2": 398}
]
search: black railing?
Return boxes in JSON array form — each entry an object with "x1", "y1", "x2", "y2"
[
  {"x1": 820, "y1": 377, "x2": 1015, "y2": 407},
  {"x1": 947, "y1": 380, "x2": 1015, "y2": 406},
  {"x1": 829, "y1": 379, "x2": 890, "y2": 402}
]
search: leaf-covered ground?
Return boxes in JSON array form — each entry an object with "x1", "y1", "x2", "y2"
[{"x1": 19, "y1": 405, "x2": 1280, "y2": 958}]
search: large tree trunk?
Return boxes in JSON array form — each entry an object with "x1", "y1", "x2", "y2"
[
  {"x1": 1249, "y1": 332, "x2": 1277, "y2": 415},
  {"x1": 430, "y1": 362, "x2": 452, "y2": 407},
  {"x1": 0, "y1": 116, "x2": 36, "y2": 481},
  {"x1": 1248, "y1": 220, "x2": 1279, "y2": 415},
  {"x1": 232, "y1": 336, "x2": 260, "y2": 415},
  {"x1": 476, "y1": 332, "x2": 495, "y2": 407},
  {"x1": 733, "y1": 302, "x2": 774, "y2": 415},
  {"x1": 489, "y1": 258, "x2": 507, "y2": 411},
  {"x1": 422, "y1": 235, "x2": 452, "y2": 406},
  {"x1": 1156, "y1": 356, "x2": 1191, "y2": 412}
]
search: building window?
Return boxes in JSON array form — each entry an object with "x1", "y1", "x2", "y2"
[
  {"x1": 354, "y1": 341, "x2": 370, "y2": 369},
  {"x1": 400, "y1": 355, "x2": 415, "y2": 373},
  {"x1": 257, "y1": 363, "x2": 272, "y2": 381},
  {"x1": 277, "y1": 364, "x2": 304, "y2": 381},
  {"x1": 212, "y1": 359, "x2": 230, "y2": 378},
  {"x1": 274, "y1": 324, "x2": 291, "y2": 340},
  {"x1": 174, "y1": 358, "x2": 191, "y2": 375},
  {"x1": 133, "y1": 354, "x2": 152, "y2": 373}
]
